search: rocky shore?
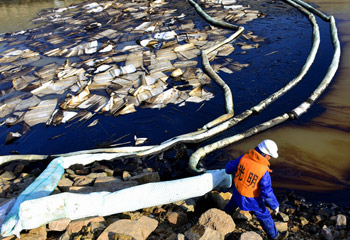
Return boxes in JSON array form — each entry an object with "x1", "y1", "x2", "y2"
[{"x1": 0, "y1": 150, "x2": 349, "y2": 240}]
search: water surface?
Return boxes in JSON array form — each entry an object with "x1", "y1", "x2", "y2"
[
  {"x1": 221, "y1": 0, "x2": 350, "y2": 204},
  {"x1": 0, "y1": 0, "x2": 348, "y2": 204}
]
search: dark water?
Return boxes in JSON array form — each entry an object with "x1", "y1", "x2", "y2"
[
  {"x1": 0, "y1": 0, "x2": 86, "y2": 34},
  {"x1": 215, "y1": 0, "x2": 350, "y2": 205},
  {"x1": 0, "y1": 0, "x2": 349, "y2": 204}
]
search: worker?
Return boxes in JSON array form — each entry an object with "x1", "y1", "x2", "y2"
[{"x1": 224, "y1": 139, "x2": 288, "y2": 240}]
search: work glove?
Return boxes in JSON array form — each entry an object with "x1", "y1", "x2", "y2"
[{"x1": 273, "y1": 207, "x2": 279, "y2": 216}]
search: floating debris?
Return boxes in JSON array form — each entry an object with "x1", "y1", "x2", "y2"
[
  {"x1": 87, "y1": 119, "x2": 99, "y2": 127},
  {"x1": 145, "y1": 88, "x2": 186, "y2": 109},
  {"x1": 171, "y1": 68, "x2": 184, "y2": 78},
  {"x1": 134, "y1": 135, "x2": 147, "y2": 145},
  {"x1": 239, "y1": 43, "x2": 259, "y2": 50},
  {"x1": 227, "y1": 62, "x2": 250, "y2": 71},
  {"x1": 94, "y1": 64, "x2": 112, "y2": 74},
  {"x1": 14, "y1": 95, "x2": 41, "y2": 111},
  {"x1": 60, "y1": 87, "x2": 90, "y2": 110},
  {"x1": 118, "y1": 103, "x2": 136, "y2": 115},
  {"x1": 5, "y1": 132, "x2": 22, "y2": 145},
  {"x1": 23, "y1": 99, "x2": 58, "y2": 127},
  {"x1": 217, "y1": 44, "x2": 235, "y2": 57},
  {"x1": 154, "y1": 31, "x2": 177, "y2": 40},
  {"x1": 0, "y1": 0, "x2": 261, "y2": 130}
]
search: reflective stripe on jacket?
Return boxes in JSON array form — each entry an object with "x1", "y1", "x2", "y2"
[{"x1": 233, "y1": 149, "x2": 271, "y2": 198}]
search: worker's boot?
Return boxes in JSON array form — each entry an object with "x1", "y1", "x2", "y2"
[
  {"x1": 277, "y1": 231, "x2": 289, "y2": 240},
  {"x1": 270, "y1": 231, "x2": 289, "y2": 240}
]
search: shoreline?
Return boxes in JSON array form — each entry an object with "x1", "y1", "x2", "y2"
[{"x1": 0, "y1": 158, "x2": 349, "y2": 239}]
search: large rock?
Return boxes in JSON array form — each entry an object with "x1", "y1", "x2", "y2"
[
  {"x1": 13, "y1": 164, "x2": 26, "y2": 175},
  {"x1": 164, "y1": 233, "x2": 185, "y2": 240},
  {"x1": 239, "y1": 231, "x2": 263, "y2": 240},
  {"x1": 68, "y1": 186, "x2": 96, "y2": 193},
  {"x1": 130, "y1": 172, "x2": 160, "y2": 184},
  {"x1": 300, "y1": 216, "x2": 309, "y2": 226},
  {"x1": 87, "y1": 172, "x2": 108, "y2": 179},
  {"x1": 336, "y1": 214, "x2": 347, "y2": 229},
  {"x1": 72, "y1": 221, "x2": 105, "y2": 240},
  {"x1": 57, "y1": 176, "x2": 74, "y2": 192},
  {"x1": 321, "y1": 225, "x2": 334, "y2": 240},
  {"x1": 91, "y1": 164, "x2": 109, "y2": 173},
  {"x1": 277, "y1": 212, "x2": 289, "y2": 222},
  {"x1": 48, "y1": 218, "x2": 71, "y2": 231},
  {"x1": 66, "y1": 216, "x2": 105, "y2": 235},
  {"x1": 275, "y1": 222, "x2": 288, "y2": 232},
  {"x1": 1, "y1": 235, "x2": 16, "y2": 240},
  {"x1": 73, "y1": 176, "x2": 95, "y2": 186},
  {"x1": 198, "y1": 208, "x2": 235, "y2": 236},
  {"x1": 68, "y1": 179, "x2": 137, "y2": 193},
  {"x1": 168, "y1": 212, "x2": 188, "y2": 226},
  {"x1": 97, "y1": 216, "x2": 158, "y2": 240},
  {"x1": 174, "y1": 199, "x2": 196, "y2": 212},
  {"x1": 122, "y1": 171, "x2": 132, "y2": 181},
  {"x1": 232, "y1": 209, "x2": 252, "y2": 221},
  {"x1": 314, "y1": 215, "x2": 323, "y2": 224},
  {"x1": 20, "y1": 225, "x2": 47, "y2": 240},
  {"x1": 58, "y1": 231, "x2": 70, "y2": 240},
  {"x1": 207, "y1": 191, "x2": 232, "y2": 210},
  {"x1": 0, "y1": 171, "x2": 16, "y2": 181},
  {"x1": 93, "y1": 176, "x2": 138, "y2": 192},
  {"x1": 113, "y1": 233, "x2": 134, "y2": 239},
  {"x1": 185, "y1": 224, "x2": 224, "y2": 240}
]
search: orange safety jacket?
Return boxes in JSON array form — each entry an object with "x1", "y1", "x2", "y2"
[{"x1": 233, "y1": 149, "x2": 272, "y2": 198}]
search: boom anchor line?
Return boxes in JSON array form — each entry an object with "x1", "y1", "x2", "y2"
[{"x1": 0, "y1": 0, "x2": 340, "y2": 237}]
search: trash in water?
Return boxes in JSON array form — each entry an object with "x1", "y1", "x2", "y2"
[
  {"x1": 134, "y1": 135, "x2": 147, "y2": 145},
  {"x1": 23, "y1": 99, "x2": 58, "y2": 127},
  {"x1": 0, "y1": 0, "x2": 262, "y2": 131},
  {"x1": 5, "y1": 132, "x2": 22, "y2": 144}
]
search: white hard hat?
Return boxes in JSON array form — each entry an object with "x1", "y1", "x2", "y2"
[{"x1": 258, "y1": 139, "x2": 278, "y2": 158}]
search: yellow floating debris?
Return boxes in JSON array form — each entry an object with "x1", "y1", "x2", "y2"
[
  {"x1": 156, "y1": 48, "x2": 178, "y2": 61},
  {"x1": 134, "y1": 135, "x2": 147, "y2": 145},
  {"x1": 77, "y1": 94, "x2": 104, "y2": 110},
  {"x1": 178, "y1": 48, "x2": 201, "y2": 60},
  {"x1": 189, "y1": 86, "x2": 203, "y2": 98},
  {"x1": 174, "y1": 43, "x2": 195, "y2": 53},
  {"x1": 227, "y1": 62, "x2": 249, "y2": 71},
  {"x1": 12, "y1": 78, "x2": 29, "y2": 91},
  {"x1": 173, "y1": 61, "x2": 198, "y2": 68},
  {"x1": 125, "y1": 51, "x2": 143, "y2": 68},
  {"x1": 88, "y1": 119, "x2": 99, "y2": 127},
  {"x1": 145, "y1": 88, "x2": 184, "y2": 109},
  {"x1": 61, "y1": 86, "x2": 90, "y2": 109},
  {"x1": 111, "y1": 55, "x2": 128, "y2": 63},
  {"x1": 171, "y1": 68, "x2": 184, "y2": 78},
  {"x1": 217, "y1": 44, "x2": 235, "y2": 57},
  {"x1": 148, "y1": 60, "x2": 174, "y2": 73},
  {"x1": 34, "y1": 63, "x2": 58, "y2": 80},
  {"x1": 118, "y1": 103, "x2": 136, "y2": 115},
  {"x1": 0, "y1": 56, "x2": 19, "y2": 64},
  {"x1": 219, "y1": 67, "x2": 234, "y2": 74}
]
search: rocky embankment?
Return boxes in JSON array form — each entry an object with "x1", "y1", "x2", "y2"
[{"x1": 0, "y1": 154, "x2": 349, "y2": 240}]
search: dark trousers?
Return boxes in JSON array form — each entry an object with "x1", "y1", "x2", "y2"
[{"x1": 224, "y1": 197, "x2": 279, "y2": 239}]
